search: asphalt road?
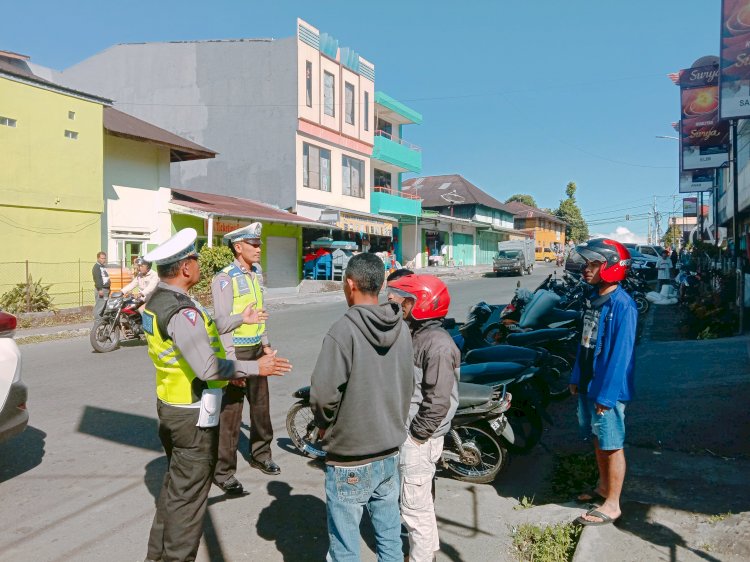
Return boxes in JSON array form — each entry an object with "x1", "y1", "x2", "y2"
[{"x1": 0, "y1": 263, "x2": 566, "y2": 562}]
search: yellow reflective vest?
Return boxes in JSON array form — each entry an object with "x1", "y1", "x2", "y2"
[
  {"x1": 143, "y1": 288, "x2": 227, "y2": 405},
  {"x1": 221, "y1": 263, "x2": 265, "y2": 347}
]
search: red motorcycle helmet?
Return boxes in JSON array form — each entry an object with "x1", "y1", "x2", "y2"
[
  {"x1": 574, "y1": 238, "x2": 631, "y2": 283},
  {"x1": 387, "y1": 274, "x2": 451, "y2": 320}
]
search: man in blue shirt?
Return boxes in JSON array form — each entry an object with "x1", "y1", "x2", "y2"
[{"x1": 569, "y1": 238, "x2": 637, "y2": 527}]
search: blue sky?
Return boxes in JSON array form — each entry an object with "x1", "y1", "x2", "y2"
[{"x1": 9, "y1": 1, "x2": 720, "y2": 240}]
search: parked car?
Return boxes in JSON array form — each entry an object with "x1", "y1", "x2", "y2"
[
  {"x1": 635, "y1": 244, "x2": 666, "y2": 260},
  {"x1": 0, "y1": 310, "x2": 28, "y2": 443},
  {"x1": 535, "y1": 246, "x2": 556, "y2": 262}
]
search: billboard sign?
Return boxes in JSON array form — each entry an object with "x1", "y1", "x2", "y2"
[
  {"x1": 683, "y1": 197, "x2": 698, "y2": 217},
  {"x1": 720, "y1": 0, "x2": 750, "y2": 119},
  {"x1": 679, "y1": 168, "x2": 716, "y2": 193},
  {"x1": 680, "y1": 65, "x2": 730, "y2": 169}
]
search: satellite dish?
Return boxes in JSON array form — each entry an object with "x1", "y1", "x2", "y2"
[{"x1": 441, "y1": 190, "x2": 465, "y2": 204}]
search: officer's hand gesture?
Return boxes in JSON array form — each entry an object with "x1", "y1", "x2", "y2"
[
  {"x1": 257, "y1": 350, "x2": 292, "y2": 377},
  {"x1": 241, "y1": 301, "x2": 269, "y2": 325}
]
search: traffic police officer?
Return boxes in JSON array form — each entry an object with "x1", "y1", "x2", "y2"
[
  {"x1": 212, "y1": 222, "x2": 282, "y2": 496},
  {"x1": 142, "y1": 228, "x2": 291, "y2": 562}
]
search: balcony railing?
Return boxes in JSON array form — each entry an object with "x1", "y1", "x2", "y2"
[
  {"x1": 373, "y1": 186, "x2": 421, "y2": 200},
  {"x1": 374, "y1": 129, "x2": 421, "y2": 152}
]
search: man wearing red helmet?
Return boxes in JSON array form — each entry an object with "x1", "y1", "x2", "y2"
[
  {"x1": 387, "y1": 272, "x2": 460, "y2": 562},
  {"x1": 569, "y1": 238, "x2": 638, "y2": 527}
]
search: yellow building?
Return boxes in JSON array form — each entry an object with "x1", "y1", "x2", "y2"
[
  {"x1": 504, "y1": 201, "x2": 567, "y2": 260},
  {"x1": 0, "y1": 51, "x2": 110, "y2": 308}
]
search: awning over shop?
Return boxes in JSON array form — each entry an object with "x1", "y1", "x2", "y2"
[
  {"x1": 318, "y1": 207, "x2": 398, "y2": 238},
  {"x1": 169, "y1": 188, "x2": 334, "y2": 229}
]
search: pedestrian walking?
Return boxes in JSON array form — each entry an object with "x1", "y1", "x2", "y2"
[
  {"x1": 92, "y1": 251, "x2": 111, "y2": 318},
  {"x1": 568, "y1": 238, "x2": 637, "y2": 527},
  {"x1": 212, "y1": 222, "x2": 282, "y2": 495},
  {"x1": 310, "y1": 253, "x2": 414, "y2": 562},
  {"x1": 669, "y1": 246, "x2": 678, "y2": 277},
  {"x1": 656, "y1": 250, "x2": 672, "y2": 292},
  {"x1": 386, "y1": 273, "x2": 460, "y2": 562},
  {"x1": 141, "y1": 228, "x2": 291, "y2": 562}
]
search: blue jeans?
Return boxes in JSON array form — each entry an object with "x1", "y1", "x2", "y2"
[
  {"x1": 577, "y1": 395, "x2": 627, "y2": 450},
  {"x1": 324, "y1": 454, "x2": 402, "y2": 562}
]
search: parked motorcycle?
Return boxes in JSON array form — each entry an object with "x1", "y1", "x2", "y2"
[
  {"x1": 90, "y1": 291, "x2": 144, "y2": 353},
  {"x1": 286, "y1": 382, "x2": 513, "y2": 484}
]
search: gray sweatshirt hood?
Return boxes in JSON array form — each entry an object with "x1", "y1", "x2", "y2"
[{"x1": 345, "y1": 302, "x2": 404, "y2": 350}]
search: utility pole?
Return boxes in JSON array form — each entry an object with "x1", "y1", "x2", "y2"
[{"x1": 647, "y1": 212, "x2": 652, "y2": 244}]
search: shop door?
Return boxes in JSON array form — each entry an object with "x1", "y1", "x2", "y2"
[
  {"x1": 453, "y1": 233, "x2": 474, "y2": 266},
  {"x1": 264, "y1": 236, "x2": 299, "y2": 288},
  {"x1": 477, "y1": 232, "x2": 500, "y2": 265}
]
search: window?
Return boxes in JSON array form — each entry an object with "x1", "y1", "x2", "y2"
[
  {"x1": 68, "y1": 111, "x2": 76, "y2": 120},
  {"x1": 345, "y1": 82, "x2": 355, "y2": 125},
  {"x1": 376, "y1": 117, "x2": 392, "y2": 136},
  {"x1": 0, "y1": 116, "x2": 17, "y2": 127},
  {"x1": 323, "y1": 71, "x2": 335, "y2": 117},
  {"x1": 305, "y1": 61, "x2": 312, "y2": 108},
  {"x1": 374, "y1": 169, "x2": 392, "y2": 189},
  {"x1": 64, "y1": 130, "x2": 79, "y2": 140},
  {"x1": 364, "y1": 91, "x2": 369, "y2": 131},
  {"x1": 303, "y1": 142, "x2": 331, "y2": 191},
  {"x1": 342, "y1": 155, "x2": 365, "y2": 198}
]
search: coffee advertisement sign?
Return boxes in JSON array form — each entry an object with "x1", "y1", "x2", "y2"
[
  {"x1": 720, "y1": 0, "x2": 750, "y2": 119},
  {"x1": 680, "y1": 65, "x2": 729, "y2": 170}
]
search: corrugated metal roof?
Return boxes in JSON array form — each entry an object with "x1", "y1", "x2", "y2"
[
  {"x1": 170, "y1": 188, "x2": 330, "y2": 228},
  {"x1": 104, "y1": 107, "x2": 216, "y2": 161},
  {"x1": 503, "y1": 201, "x2": 567, "y2": 224},
  {"x1": 403, "y1": 174, "x2": 512, "y2": 213}
]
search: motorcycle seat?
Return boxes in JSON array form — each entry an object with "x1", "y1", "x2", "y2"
[
  {"x1": 506, "y1": 328, "x2": 573, "y2": 347},
  {"x1": 457, "y1": 382, "x2": 494, "y2": 409},
  {"x1": 293, "y1": 386, "x2": 311, "y2": 400},
  {"x1": 459, "y1": 362, "x2": 528, "y2": 385},
  {"x1": 465, "y1": 345, "x2": 541, "y2": 365}
]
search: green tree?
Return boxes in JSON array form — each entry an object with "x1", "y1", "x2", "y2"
[
  {"x1": 555, "y1": 181, "x2": 589, "y2": 243},
  {"x1": 662, "y1": 224, "x2": 682, "y2": 248},
  {"x1": 506, "y1": 194, "x2": 538, "y2": 208},
  {"x1": 192, "y1": 244, "x2": 234, "y2": 298}
]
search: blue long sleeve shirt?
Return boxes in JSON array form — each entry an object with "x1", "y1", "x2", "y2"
[{"x1": 570, "y1": 285, "x2": 637, "y2": 408}]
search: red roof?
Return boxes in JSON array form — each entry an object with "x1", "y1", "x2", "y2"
[
  {"x1": 504, "y1": 201, "x2": 566, "y2": 225},
  {"x1": 170, "y1": 188, "x2": 328, "y2": 228},
  {"x1": 104, "y1": 107, "x2": 216, "y2": 162}
]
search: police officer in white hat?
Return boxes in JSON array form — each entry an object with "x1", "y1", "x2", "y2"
[
  {"x1": 212, "y1": 222, "x2": 283, "y2": 495},
  {"x1": 141, "y1": 228, "x2": 292, "y2": 562}
]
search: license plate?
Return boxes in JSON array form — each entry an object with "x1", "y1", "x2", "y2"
[{"x1": 490, "y1": 416, "x2": 503, "y2": 432}]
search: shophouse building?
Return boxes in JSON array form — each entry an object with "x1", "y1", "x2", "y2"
[
  {"x1": 57, "y1": 19, "x2": 412, "y2": 274},
  {"x1": 402, "y1": 174, "x2": 523, "y2": 267},
  {"x1": 503, "y1": 201, "x2": 567, "y2": 255}
]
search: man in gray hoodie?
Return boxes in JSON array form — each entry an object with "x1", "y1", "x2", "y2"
[
  {"x1": 311, "y1": 253, "x2": 414, "y2": 562},
  {"x1": 387, "y1": 273, "x2": 460, "y2": 562}
]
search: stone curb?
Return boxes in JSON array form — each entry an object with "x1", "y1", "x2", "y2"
[{"x1": 15, "y1": 327, "x2": 90, "y2": 345}]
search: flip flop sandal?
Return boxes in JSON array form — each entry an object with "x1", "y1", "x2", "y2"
[
  {"x1": 575, "y1": 490, "x2": 605, "y2": 504},
  {"x1": 575, "y1": 508, "x2": 617, "y2": 526}
]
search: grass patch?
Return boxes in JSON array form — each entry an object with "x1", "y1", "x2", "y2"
[
  {"x1": 513, "y1": 522, "x2": 582, "y2": 562},
  {"x1": 548, "y1": 452, "x2": 599, "y2": 501},
  {"x1": 706, "y1": 512, "x2": 732, "y2": 524},
  {"x1": 514, "y1": 495, "x2": 536, "y2": 510}
]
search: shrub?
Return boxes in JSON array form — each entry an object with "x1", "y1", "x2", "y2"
[
  {"x1": 513, "y1": 523, "x2": 582, "y2": 562},
  {"x1": 192, "y1": 245, "x2": 234, "y2": 299},
  {"x1": 0, "y1": 276, "x2": 55, "y2": 314}
]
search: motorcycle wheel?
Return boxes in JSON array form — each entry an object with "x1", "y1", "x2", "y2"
[
  {"x1": 286, "y1": 402, "x2": 326, "y2": 459},
  {"x1": 90, "y1": 318, "x2": 121, "y2": 353},
  {"x1": 482, "y1": 322, "x2": 506, "y2": 345},
  {"x1": 443, "y1": 422, "x2": 508, "y2": 484},
  {"x1": 634, "y1": 294, "x2": 650, "y2": 315},
  {"x1": 543, "y1": 354, "x2": 572, "y2": 400},
  {"x1": 501, "y1": 402, "x2": 543, "y2": 453}
]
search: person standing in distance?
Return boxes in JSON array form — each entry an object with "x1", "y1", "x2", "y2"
[
  {"x1": 92, "y1": 251, "x2": 111, "y2": 318},
  {"x1": 213, "y1": 223, "x2": 280, "y2": 496},
  {"x1": 386, "y1": 273, "x2": 460, "y2": 562},
  {"x1": 569, "y1": 238, "x2": 637, "y2": 527},
  {"x1": 311, "y1": 253, "x2": 414, "y2": 562},
  {"x1": 141, "y1": 228, "x2": 291, "y2": 562}
]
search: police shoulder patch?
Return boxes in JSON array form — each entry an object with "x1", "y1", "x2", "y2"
[{"x1": 182, "y1": 309, "x2": 198, "y2": 326}]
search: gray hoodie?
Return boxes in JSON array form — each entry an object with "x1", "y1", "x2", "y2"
[{"x1": 310, "y1": 302, "x2": 414, "y2": 463}]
